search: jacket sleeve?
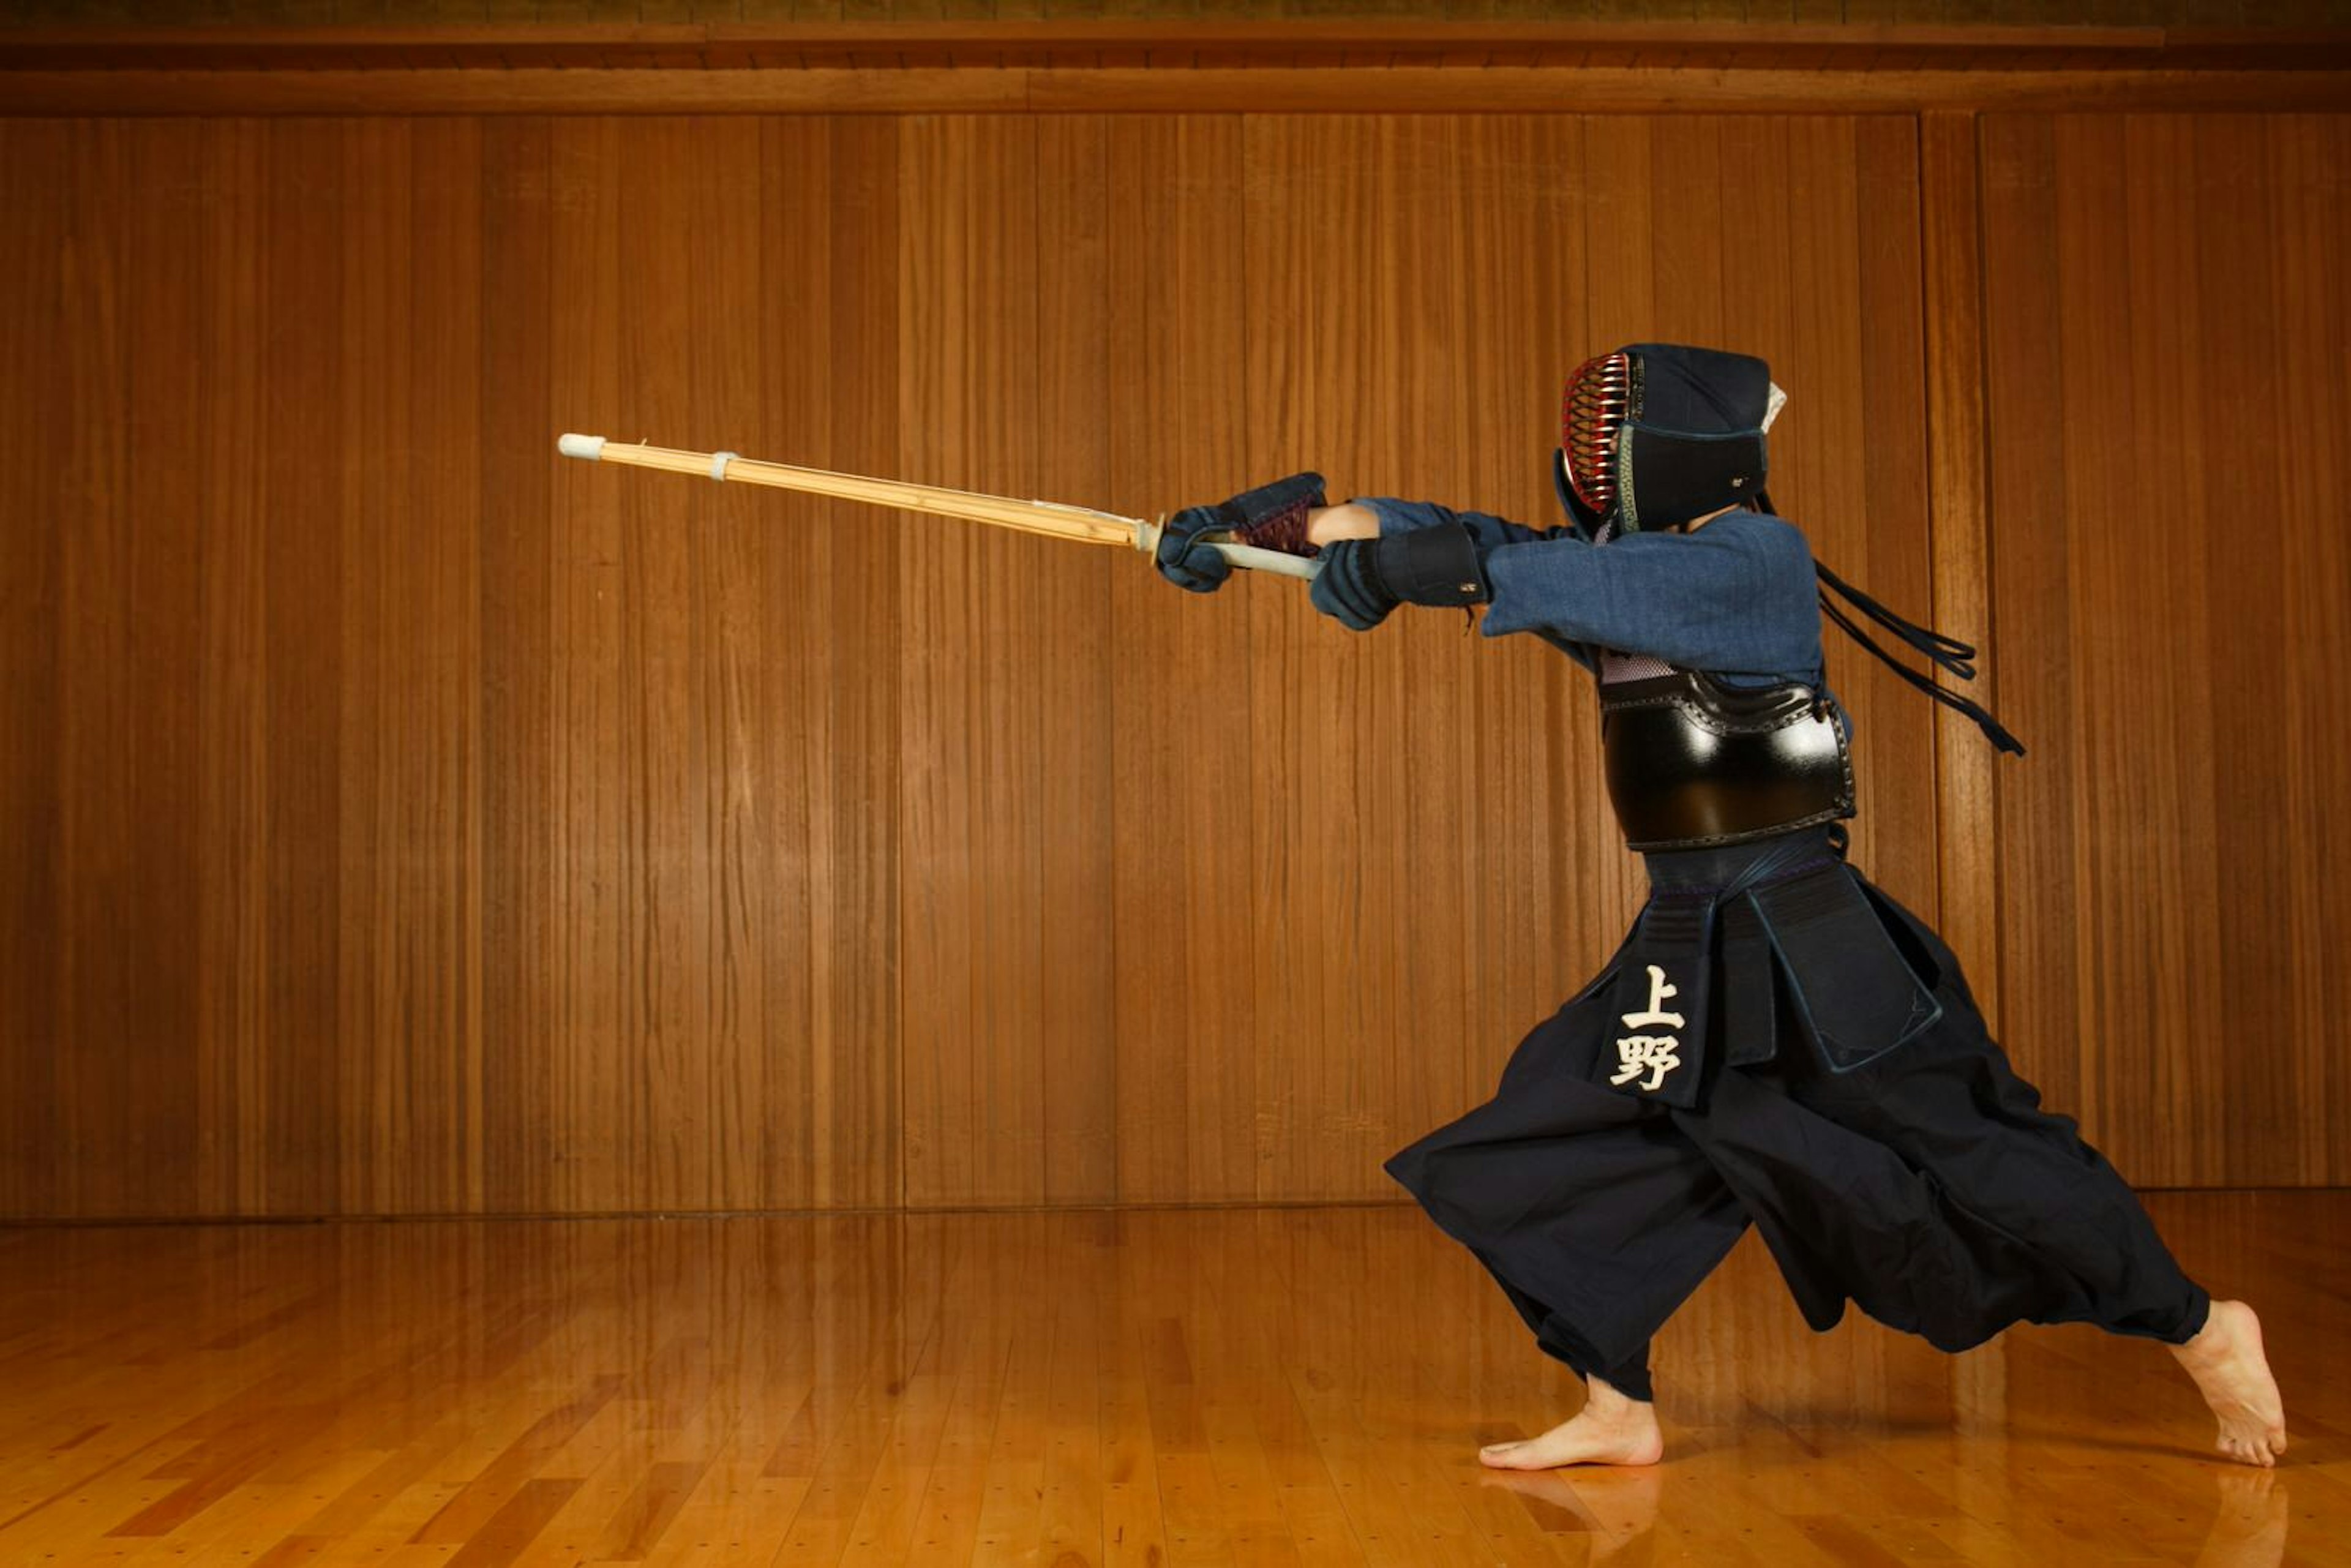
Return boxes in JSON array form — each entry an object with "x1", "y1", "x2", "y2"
[
  {"x1": 1357, "y1": 498, "x2": 1595, "y2": 671},
  {"x1": 1476, "y1": 512, "x2": 1824, "y2": 683}
]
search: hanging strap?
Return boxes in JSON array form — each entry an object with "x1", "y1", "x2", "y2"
[
  {"x1": 1815, "y1": 579, "x2": 2026, "y2": 756},
  {"x1": 1755, "y1": 485, "x2": 2023, "y2": 755},
  {"x1": 1815, "y1": 560, "x2": 1978, "y2": 679}
]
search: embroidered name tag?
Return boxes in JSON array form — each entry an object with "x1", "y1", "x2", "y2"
[{"x1": 1610, "y1": 964, "x2": 1685, "y2": 1092}]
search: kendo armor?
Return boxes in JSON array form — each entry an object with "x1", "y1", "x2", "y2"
[{"x1": 1596, "y1": 652, "x2": 1854, "y2": 852}]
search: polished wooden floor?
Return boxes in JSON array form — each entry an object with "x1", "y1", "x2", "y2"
[{"x1": 1, "y1": 1193, "x2": 2344, "y2": 1566}]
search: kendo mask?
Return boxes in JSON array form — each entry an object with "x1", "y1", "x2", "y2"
[{"x1": 1554, "y1": 343, "x2": 1786, "y2": 536}]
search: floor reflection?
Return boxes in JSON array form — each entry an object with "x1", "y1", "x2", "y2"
[{"x1": 0, "y1": 1191, "x2": 2338, "y2": 1564}]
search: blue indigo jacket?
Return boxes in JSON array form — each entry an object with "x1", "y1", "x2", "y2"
[{"x1": 1362, "y1": 499, "x2": 1828, "y2": 695}]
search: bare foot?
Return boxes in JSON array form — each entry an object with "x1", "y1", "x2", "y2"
[
  {"x1": 2170, "y1": 1300, "x2": 2289, "y2": 1468},
  {"x1": 1479, "y1": 1379, "x2": 1663, "y2": 1469}
]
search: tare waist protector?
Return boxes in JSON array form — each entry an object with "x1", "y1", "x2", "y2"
[{"x1": 1599, "y1": 669, "x2": 1854, "y2": 852}]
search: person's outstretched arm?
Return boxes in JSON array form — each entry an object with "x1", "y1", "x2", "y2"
[
  {"x1": 1311, "y1": 499, "x2": 1823, "y2": 686},
  {"x1": 1302, "y1": 498, "x2": 1561, "y2": 637}
]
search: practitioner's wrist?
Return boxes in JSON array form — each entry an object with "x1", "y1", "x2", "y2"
[{"x1": 1307, "y1": 502, "x2": 1381, "y2": 548}]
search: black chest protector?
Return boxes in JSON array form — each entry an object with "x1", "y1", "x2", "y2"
[{"x1": 1597, "y1": 656, "x2": 1854, "y2": 852}]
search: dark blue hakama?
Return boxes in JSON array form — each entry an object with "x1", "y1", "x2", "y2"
[{"x1": 1384, "y1": 826, "x2": 2210, "y2": 1403}]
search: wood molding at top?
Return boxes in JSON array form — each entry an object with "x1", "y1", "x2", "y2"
[
  {"x1": 6, "y1": 20, "x2": 2350, "y2": 66},
  {"x1": 4, "y1": 64, "x2": 2349, "y2": 115},
  {"x1": 2, "y1": 21, "x2": 2349, "y2": 113}
]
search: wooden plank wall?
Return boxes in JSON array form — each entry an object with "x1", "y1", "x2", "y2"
[
  {"x1": 0, "y1": 111, "x2": 2339, "y2": 1218},
  {"x1": 1979, "y1": 113, "x2": 2351, "y2": 1188}
]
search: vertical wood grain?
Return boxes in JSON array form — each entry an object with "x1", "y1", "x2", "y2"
[
  {"x1": 2188, "y1": 115, "x2": 2293, "y2": 1188},
  {"x1": 689, "y1": 117, "x2": 784, "y2": 1214},
  {"x1": 2268, "y1": 115, "x2": 2351, "y2": 1182},
  {"x1": 481, "y1": 116, "x2": 559, "y2": 1216},
  {"x1": 545, "y1": 115, "x2": 631, "y2": 1212},
  {"x1": 414, "y1": 118, "x2": 489, "y2": 1212},
  {"x1": 814, "y1": 118, "x2": 907, "y2": 1210},
  {"x1": 0, "y1": 122, "x2": 67, "y2": 1220},
  {"x1": 127, "y1": 119, "x2": 211, "y2": 1217},
  {"x1": 334, "y1": 116, "x2": 414, "y2": 1214},
  {"x1": 1111, "y1": 114, "x2": 1253, "y2": 1203},
  {"x1": 1978, "y1": 111, "x2": 2080, "y2": 1114},
  {"x1": 193, "y1": 118, "x2": 269, "y2": 1218},
  {"x1": 898, "y1": 114, "x2": 1058, "y2": 1207},
  {"x1": 612, "y1": 115, "x2": 715, "y2": 1212},
  {"x1": 54, "y1": 121, "x2": 177, "y2": 1217},
  {"x1": 1031, "y1": 117, "x2": 1119, "y2": 1205},
  {"x1": 2116, "y1": 114, "x2": 2226, "y2": 1187},
  {"x1": 1245, "y1": 114, "x2": 1394, "y2": 1205},
  {"x1": 260, "y1": 116, "x2": 349, "y2": 1217},
  {"x1": 1919, "y1": 110, "x2": 2001, "y2": 1023}
]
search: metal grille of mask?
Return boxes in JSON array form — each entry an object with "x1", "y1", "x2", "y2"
[{"x1": 1561, "y1": 350, "x2": 1634, "y2": 519}]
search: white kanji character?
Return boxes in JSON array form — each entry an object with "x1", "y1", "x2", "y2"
[
  {"x1": 1619, "y1": 964, "x2": 1685, "y2": 1031},
  {"x1": 1610, "y1": 1035, "x2": 1683, "y2": 1092}
]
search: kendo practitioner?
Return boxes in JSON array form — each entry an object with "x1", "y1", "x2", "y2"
[{"x1": 1153, "y1": 343, "x2": 2288, "y2": 1469}]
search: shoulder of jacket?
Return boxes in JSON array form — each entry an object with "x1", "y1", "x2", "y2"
[{"x1": 1727, "y1": 509, "x2": 1814, "y2": 560}]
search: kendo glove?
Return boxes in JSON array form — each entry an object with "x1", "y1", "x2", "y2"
[
  {"x1": 1308, "y1": 520, "x2": 1491, "y2": 633},
  {"x1": 1154, "y1": 471, "x2": 1327, "y2": 593}
]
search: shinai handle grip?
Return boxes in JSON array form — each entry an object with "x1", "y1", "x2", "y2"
[
  {"x1": 1134, "y1": 520, "x2": 1321, "y2": 582},
  {"x1": 1222, "y1": 542, "x2": 1322, "y2": 581},
  {"x1": 557, "y1": 432, "x2": 1322, "y2": 582}
]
